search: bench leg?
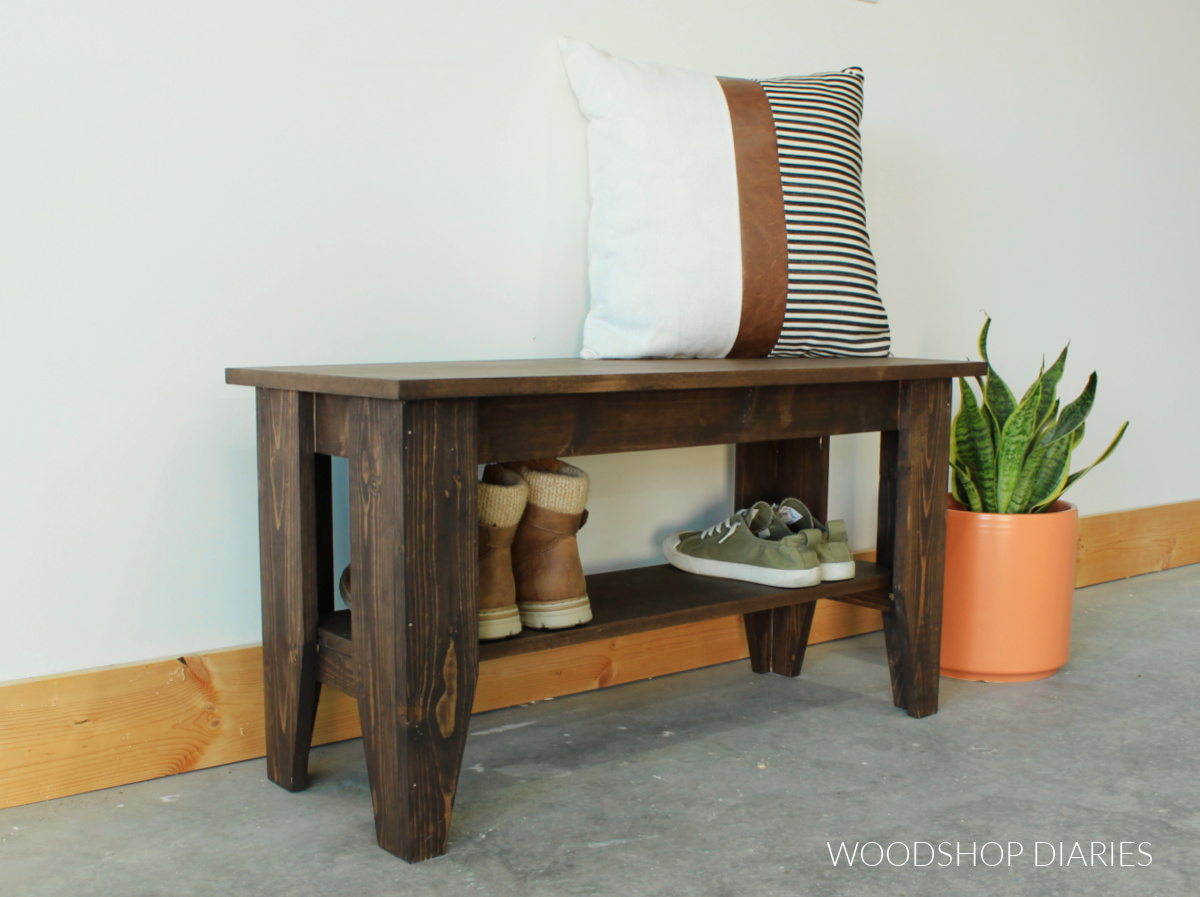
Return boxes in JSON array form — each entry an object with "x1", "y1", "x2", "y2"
[
  {"x1": 349, "y1": 396, "x2": 479, "y2": 862},
  {"x1": 256, "y1": 388, "x2": 324, "y2": 791},
  {"x1": 877, "y1": 379, "x2": 951, "y2": 718},
  {"x1": 743, "y1": 603, "x2": 818, "y2": 676},
  {"x1": 735, "y1": 437, "x2": 829, "y2": 677}
]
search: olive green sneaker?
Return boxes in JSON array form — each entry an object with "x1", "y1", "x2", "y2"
[
  {"x1": 662, "y1": 502, "x2": 822, "y2": 588},
  {"x1": 773, "y1": 498, "x2": 856, "y2": 581}
]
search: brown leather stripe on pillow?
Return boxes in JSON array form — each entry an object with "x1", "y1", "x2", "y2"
[{"x1": 717, "y1": 77, "x2": 789, "y2": 359}]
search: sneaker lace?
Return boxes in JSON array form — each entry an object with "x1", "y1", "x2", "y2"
[{"x1": 700, "y1": 513, "x2": 745, "y2": 544}]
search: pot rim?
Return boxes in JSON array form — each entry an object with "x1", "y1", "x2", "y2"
[{"x1": 946, "y1": 495, "x2": 1078, "y2": 517}]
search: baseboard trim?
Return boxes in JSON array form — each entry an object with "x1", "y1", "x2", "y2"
[
  {"x1": 3, "y1": 499, "x2": 1196, "y2": 809},
  {"x1": 1074, "y1": 499, "x2": 1200, "y2": 587}
]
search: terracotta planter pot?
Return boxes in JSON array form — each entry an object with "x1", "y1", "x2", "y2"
[{"x1": 940, "y1": 497, "x2": 1079, "y2": 682}]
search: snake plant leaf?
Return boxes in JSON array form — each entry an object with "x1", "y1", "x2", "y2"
[
  {"x1": 1071, "y1": 421, "x2": 1086, "y2": 450},
  {"x1": 1023, "y1": 433, "x2": 1074, "y2": 512},
  {"x1": 979, "y1": 318, "x2": 1017, "y2": 432},
  {"x1": 1033, "y1": 398, "x2": 1061, "y2": 445},
  {"x1": 978, "y1": 317, "x2": 993, "y2": 365},
  {"x1": 1020, "y1": 344, "x2": 1069, "y2": 425},
  {"x1": 1057, "y1": 421, "x2": 1130, "y2": 496},
  {"x1": 995, "y1": 376, "x2": 1042, "y2": 512},
  {"x1": 1005, "y1": 443, "x2": 1046, "y2": 513},
  {"x1": 951, "y1": 467, "x2": 969, "y2": 507},
  {"x1": 951, "y1": 378, "x2": 997, "y2": 511},
  {"x1": 1047, "y1": 371, "x2": 1098, "y2": 444},
  {"x1": 1009, "y1": 390, "x2": 1072, "y2": 512},
  {"x1": 1020, "y1": 356, "x2": 1046, "y2": 409},
  {"x1": 981, "y1": 401, "x2": 1002, "y2": 456},
  {"x1": 951, "y1": 460, "x2": 984, "y2": 512},
  {"x1": 984, "y1": 365, "x2": 1017, "y2": 433},
  {"x1": 950, "y1": 468, "x2": 966, "y2": 506},
  {"x1": 974, "y1": 369, "x2": 1002, "y2": 452}
]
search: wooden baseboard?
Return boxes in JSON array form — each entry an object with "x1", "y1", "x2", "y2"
[
  {"x1": 1074, "y1": 499, "x2": 1200, "y2": 587},
  {"x1": 3, "y1": 499, "x2": 1196, "y2": 809},
  {"x1": 0, "y1": 601, "x2": 880, "y2": 810}
]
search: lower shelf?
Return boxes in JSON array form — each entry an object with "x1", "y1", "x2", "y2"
[{"x1": 315, "y1": 562, "x2": 891, "y2": 695}]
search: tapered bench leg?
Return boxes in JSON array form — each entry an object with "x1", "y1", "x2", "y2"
[
  {"x1": 348, "y1": 396, "x2": 479, "y2": 862},
  {"x1": 876, "y1": 379, "x2": 952, "y2": 718},
  {"x1": 256, "y1": 388, "x2": 324, "y2": 791},
  {"x1": 735, "y1": 437, "x2": 829, "y2": 676},
  {"x1": 743, "y1": 603, "x2": 818, "y2": 677}
]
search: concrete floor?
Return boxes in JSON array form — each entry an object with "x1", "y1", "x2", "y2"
[{"x1": 4, "y1": 564, "x2": 1198, "y2": 897}]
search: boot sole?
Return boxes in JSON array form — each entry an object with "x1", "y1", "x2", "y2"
[
  {"x1": 662, "y1": 533, "x2": 821, "y2": 588},
  {"x1": 479, "y1": 605, "x2": 522, "y2": 640},
  {"x1": 518, "y1": 596, "x2": 593, "y2": 630}
]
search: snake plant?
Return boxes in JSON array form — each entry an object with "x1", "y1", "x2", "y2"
[{"x1": 950, "y1": 318, "x2": 1128, "y2": 514}]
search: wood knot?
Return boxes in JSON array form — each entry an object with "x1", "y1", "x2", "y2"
[{"x1": 434, "y1": 642, "x2": 459, "y2": 738}]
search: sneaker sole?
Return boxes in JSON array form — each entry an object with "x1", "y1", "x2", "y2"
[
  {"x1": 479, "y1": 606, "x2": 522, "y2": 641},
  {"x1": 662, "y1": 533, "x2": 821, "y2": 589},
  {"x1": 820, "y1": 560, "x2": 857, "y2": 582},
  {"x1": 518, "y1": 596, "x2": 593, "y2": 630}
]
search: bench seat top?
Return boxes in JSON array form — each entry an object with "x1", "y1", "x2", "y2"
[{"x1": 226, "y1": 357, "x2": 986, "y2": 401}]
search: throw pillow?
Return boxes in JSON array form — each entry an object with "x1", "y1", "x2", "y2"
[{"x1": 560, "y1": 38, "x2": 891, "y2": 360}]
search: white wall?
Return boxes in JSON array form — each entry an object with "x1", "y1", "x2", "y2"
[{"x1": 4, "y1": 0, "x2": 1198, "y2": 683}]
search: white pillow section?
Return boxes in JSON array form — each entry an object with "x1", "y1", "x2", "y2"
[{"x1": 560, "y1": 37, "x2": 744, "y2": 360}]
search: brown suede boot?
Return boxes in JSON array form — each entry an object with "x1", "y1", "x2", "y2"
[
  {"x1": 508, "y1": 459, "x2": 593, "y2": 630},
  {"x1": 335, "y1": 465, "x2": 528, "y2": 642},
  {"x1": 477, "y1": 464, "x2": 528, "y2": 641}
]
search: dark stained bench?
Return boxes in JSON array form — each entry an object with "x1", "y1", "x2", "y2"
[{"x1": 226, "y1": 356, "x2": 986, "y2": 861}]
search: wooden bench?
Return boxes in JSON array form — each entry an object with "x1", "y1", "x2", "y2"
[{"x1": 225, "y1": 356, "x2": 985, "y2": 862}]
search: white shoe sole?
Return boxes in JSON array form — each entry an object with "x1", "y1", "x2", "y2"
[
  {"x1": 479, "y1": 606, "x2": 522, "y2": 641},
  {"x1": 662, "y1": 533, "x2": 821, "y2": 589},
  {"x1": 519, "y1": 596, "x2": 593, "y2": 630},
  {"x1": 820, "y1": 560, "x2": 857, "y2": 582}
]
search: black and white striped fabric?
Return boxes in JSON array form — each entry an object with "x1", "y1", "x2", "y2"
[{"x1": 760, "y1": 70, "x2": 890, "y2": 357}]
